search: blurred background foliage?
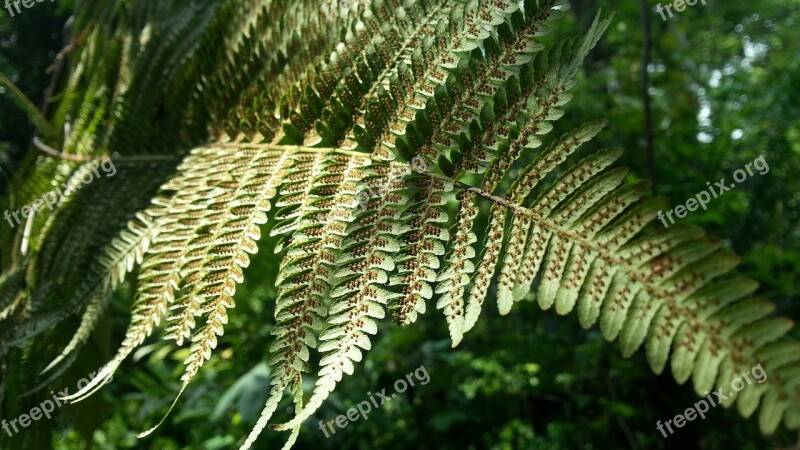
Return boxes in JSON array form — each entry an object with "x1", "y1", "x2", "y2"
[{"x1": 0, "y1": 0, "x2": 798, "y2": 449}]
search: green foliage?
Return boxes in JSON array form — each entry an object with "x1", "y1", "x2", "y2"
[{"x1": 1, "y1": 0, "x2": 799, "y2": 449}]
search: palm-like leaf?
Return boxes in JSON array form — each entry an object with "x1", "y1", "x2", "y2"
[{"x1": 1, "y1": 0, "x2": 799, "y2": 448}]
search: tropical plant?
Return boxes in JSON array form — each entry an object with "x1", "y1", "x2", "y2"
[{"x1": 1, "y1": 0, "x2": 799, "y2": 448}]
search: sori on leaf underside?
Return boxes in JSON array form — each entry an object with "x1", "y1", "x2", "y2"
[{"x1": 0, "y1": 0, "x2": 798, "y2": 448}]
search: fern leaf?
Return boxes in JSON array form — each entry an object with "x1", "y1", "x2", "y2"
[
  {"x1": 39, "y1": 214, "x2": 157, "y2": 373},
  {"x1": 436, "y1": 191, "x2": 478, "y2": 344},
  {"x1": 269, "y1": 156, "x2": 396, "y2": 432},
  {"x1": 6, "y1": 2, "x2": 800, "y2": 448},
  {"x1": 388, "y1": 175, "x2": 453, "y2": 325}
]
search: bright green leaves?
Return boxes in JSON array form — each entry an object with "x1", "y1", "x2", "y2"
[
  {"x1": 389, "y1": 175, "x2": 453, "y2": 325},
  {"x1": 270, "y1": 161, "x2": 409, "y2": 432},
  {"x1": 436, "y1": 191, "x2": 479, "y2": 345},
  {"x1": 261, "y1": 153, "x2": 376, "y2": 439},
  {"x1": 470, "y1": 205, "x2": 510, "y2": 317},
  {"x1": 178, "y1": 149, "x2": 293, "y2": 388}
]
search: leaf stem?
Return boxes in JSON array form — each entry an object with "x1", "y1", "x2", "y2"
[
  {"x1": 33, "y1": 138, "x2": 178, "y2": 163},
  {"x1": 0, "y1": 73, "x2": 55, "y2": 138}
]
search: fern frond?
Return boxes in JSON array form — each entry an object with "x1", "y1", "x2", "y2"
[
  {"x1": 39, "y1": 214, "x2": 157, "y2": 373},
  {"x1": 387, "y1": 174, "x2": 452, "y2": 325},
  {"x1": 436, "y1": 191, "x2": 478, "y2": 344},
  {"x1": 273, "y1": 163, "x2": 409, "y2": 431},
  {"x1": 175, "y1": 148, "x2": 293, "y2": 391},
  {"x1": 7, "y1": 160, "x2": 175, "y2": 350},
  {"x1": 5, "y1": 1, "x2": 800, "y2": 449},
  {"x1": 62, "y1": 147, "x2": 263, "y2": 402}
]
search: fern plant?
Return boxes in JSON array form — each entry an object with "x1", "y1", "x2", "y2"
[{"x1": 1, "y1": 0, "x2": 799, "y2": 448}]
